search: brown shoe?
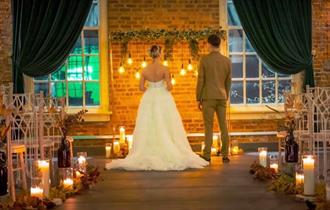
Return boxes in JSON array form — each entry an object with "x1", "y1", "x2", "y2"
[{"x1": 199, "y1": 154, "x2": 211, "y2": 162}]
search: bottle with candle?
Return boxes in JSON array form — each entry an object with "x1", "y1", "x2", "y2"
[
  {"x1": 58, "y1": 137, "x2": 71, "y2": 168},
  {"x1": 0, "y1": 150, "x2": 7, "y2": 196},
  {"x1": 285, "y1": 131, "x2": 298, "y2": 163}
]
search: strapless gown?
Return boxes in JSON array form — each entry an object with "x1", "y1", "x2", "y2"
[{"x1": 105, "y1": 80, "x2": 208, "y2": 171}]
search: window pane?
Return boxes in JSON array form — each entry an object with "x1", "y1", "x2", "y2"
[
  {"x1": 246, "y1": 81, "x2": 260, "y2": 104},
  {"x1": 85, "y1": 2, "x2": 99, "y2": 26},
  {"x1": 230, "y1": 55, "x2": 243, "y2": 78},
  {"x1": 230, "y1": 81, "x2": 243, "y2": 104},
  {"x1": 71, "y1": 36, "x2": 82, "y2": 54},
  {"x1": 68, "y1": 82, "x2": 83, "y2": 106},
  {"x1": 229, "y1": 29, "x2": 243, "y2": 52},
  {"x1": 34, "y1": 83, "x2": 49, "y2": 96},
  {"x1": 84, "y1": 56, "x2": 100, "y2": 80},
  {"x1": 85, "y1": 82, "x2": 100, "y2": 106},
  {"x1": 51, "y1": 65, "x2": 66, "y2": 81},
  {"x1": 278, "y1": 80, "x2": 292, "y2": 103},
  {"x1": 227, "y1": 1, "x2": 240, "y2": 26},
  {"x1": 34, "y1": 75, "x2": 48, "y2": 81},
  {"x1": 51, "y1": 82, "x2": 66, "y2": 98},
  {"x1": 246, "y1": 55, "x2": 259, "y2": 78},
  {"x1": 84, "y1": 30, "x2": 99, "y2": 54},
  {"x1": 262, "y1": 80, "x2": 276, "y2": 103},
  {"x1": 262, "y1": 63, "x2": 275, "y2": 78},
  {"x1": 246, "y1": 38, "x2": 254, "y2": 52},
  {"x1": 67, "y1": 56, "x2": 83, "y2": 80}
]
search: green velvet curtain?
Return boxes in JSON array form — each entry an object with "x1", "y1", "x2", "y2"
[
  {"x1": 12, "y1": 0, "x2": 93, "y2": 93},
  {"x1": 233, "y1": 0, "x2": 314, "y2": 87}
]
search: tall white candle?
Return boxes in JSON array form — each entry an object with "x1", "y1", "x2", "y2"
[
  {"x1": 303, "y1": 155, "x2": 315, "y2": 196},
  {"x1": 258, "y1": 147, "x2": 268, "y2": 167},
  {"x1": 38, "y1": 160, "x2": 50, "y2": 197},
  {"x1": 105, "y1": 143, "x2": 112, "y2": 158},
  {"x1": 119, "y1": 126, "x2": 126, "y2": 144},
  {"x1": 127, "y1": 135, "x2": 133, "y2": 151},
  {"x1": 113, "y1": 141, "x2": 120, "y2": 154}
]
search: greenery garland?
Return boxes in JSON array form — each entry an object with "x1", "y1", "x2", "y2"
[{"x1": 110, "y1": 28, "x2": 226, "y2": 60}]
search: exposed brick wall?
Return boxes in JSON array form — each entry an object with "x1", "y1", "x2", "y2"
[
  {"x1": 312, "y1": 0, "x2": 330, "y2": 87},
  {"x1": 0, "y1": 0, "x2": 11, "y2": 85}
]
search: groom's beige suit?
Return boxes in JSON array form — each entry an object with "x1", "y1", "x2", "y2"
[{"x1": 196, "y1": 51, "x2": 232, "y2": 159}]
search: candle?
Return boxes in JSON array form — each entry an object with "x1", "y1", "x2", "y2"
[
  {"x1": 258, "y1": 147, "x2": 268, "y2": 167},
  {"x1": 113, "y1": 141, "x2": 120, "y2": 154},
  {"x1": 270, "y1": 163, "x2": 279, "y2": 173},
  {"x1": 119, "y1": 126, "x2": 126, "y2": 144},
  {"x1": 30, "y1": 186, "x2": 43, "y2": 198},
  {"x1": 77, "y1": 155, "x2": 87, "y2": 172},
  {"x1": 38, "y1": 160, "x2": 50, "y2": 197},
  {"x1": 303, "y1": 155, "x2": 315, "y2": 196},
  {"x1": 211, "y1": 147, "x2": 217, "y2": 156},
  {"x1": 76, "y1": 171, "x2": 83, "y2": 178},
  {"x1": 201, "y1": 142, "x2": 205, "y2": 153},
  {"x1": 212, "y1": 135, "x2": 219, "y2": 148},
  {"x1": 127, "y1": 135, "x2": 133, "y2": 151},
  {"x1": 231, "y1": 146, "x2": 239, "y2": 155},
  {"x1": 63, "y1": 178, "x2": 73, "y2": 189},
  {"x1": 296, "y1": 173, "x2": 304, "y2": 185},
  {"x1": 105, "y1": 143, "x2": 112, "y2": 158}
]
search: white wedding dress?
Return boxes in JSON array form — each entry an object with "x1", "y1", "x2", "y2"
[{"x1": 105, "y1": 80, "x2": 209, "y2": 171}]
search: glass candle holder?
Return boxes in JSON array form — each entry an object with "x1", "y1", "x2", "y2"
[
  {"x1": 119, "y1": 126, "x2": 126, "y2": 144},
  {"x1": 269, "y1": 155, "x2": 279, "y2": 173},
  {"x1": 60, "y1": 168, "x2": 74, "y2": 190},
  {"x1": 30, "y1": 177, "x2": 43, "y2": 199},
  {"x1": 113, "y1": 140, "x2": 120, "y2": 155},
  {"x1": 258, "y1": 147, "x2": 268, "y2": 167},
  {"x1": 77, "y1": 152, "x2": 87, "y2": 173},
  {"x1": 37, "y1": 160, "x2": 50, "y2": 197}
]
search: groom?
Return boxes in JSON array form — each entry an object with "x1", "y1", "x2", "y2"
[{"x1": 196, "y1": 34, "x2": 232, "y2": 163}]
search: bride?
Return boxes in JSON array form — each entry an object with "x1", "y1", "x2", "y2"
[{"x1": 106, "y1": 45, "x2": 209, "y2": 171}]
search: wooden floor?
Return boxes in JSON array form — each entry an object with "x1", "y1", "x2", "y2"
[{"x1": 57, "y1": 155, "x2": 306, "y2": 210}]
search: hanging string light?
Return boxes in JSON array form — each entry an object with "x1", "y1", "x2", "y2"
[
  {"x1": 180, "y1": 42, "x2": 186, "y2": 76},
  {"x1": 180, "y1": 64, "x2": 186, "y2": 76},
  {"x1": 127, "y1": 53, "x2": 133, "y2": 65},
  {"x1": 163, "y1": 55, "x2": 168, "y2": 67},
  {"x1": 118, "y1": 62, "x2": 125, "y2": 74},
  {"x1": 171, "y1": 74, "x2": 176, "y2": 85},
  {"x1": 141, "y1": 56, "x2": 147, "y2": 68},
  {"x1": 187, "y1": 59, "x2": 193, "y2": 71},
  {"x1": 135, "y1": 70, "x2": 141, "y2": 80}
]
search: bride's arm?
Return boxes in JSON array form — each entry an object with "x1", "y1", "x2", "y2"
[
  {"x1": 165, "y1": 68, "x2": 173, "y2": 91},
  {"x1": 139, "y1": 72, "x2": 146, "y2": 92}
]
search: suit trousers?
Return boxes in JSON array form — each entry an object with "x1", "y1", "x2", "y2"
[{"x1": 202, "y1": 99, "x2": 229, "y2": 158}]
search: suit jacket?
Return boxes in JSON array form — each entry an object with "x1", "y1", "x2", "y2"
[{"x1": 196, "y1": 51, "x2": 232, "y2": 101}]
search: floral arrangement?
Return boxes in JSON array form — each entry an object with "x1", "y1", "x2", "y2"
[
  {"x1": 249, "y1": 161, "x2": 278, "y2": 181},
  {"x1": 110, "y1": 28, "x2": 226, "y2": 60}
]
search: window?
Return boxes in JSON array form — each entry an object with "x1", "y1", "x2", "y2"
[
  {"x1": 34, "y1": 1, "x2": 100, "y2": 107},
  {"x1": 227, "y1": 0, "x2": 291, "y2": 105}
]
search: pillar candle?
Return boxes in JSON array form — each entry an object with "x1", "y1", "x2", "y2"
[
  {"x1": 113, "y1": 141, "x2": 120, "y2": 154},
  {"x1": 119, "y1": 126, "x2": 126, "y2": 144},
  {"x1": 38, "y1": 160, "x2": 50, "y2": 197},
  {"x1": 258, "y1": 148, "x2": 268, "y2": 167},
  {"x1": 270, "y1": 163, "x2": 279, "y2": 173},
  {"x1": 105, "y1": 143, "x2": 112, "y2": 158},
  {"x1": 127, "y1": 136, "x2": 133, "y2": 151},
  {"x1": 303, "y1": 155, "x2": 315, "y2": 196}
]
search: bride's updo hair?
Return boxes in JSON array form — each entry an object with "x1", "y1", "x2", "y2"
[{"x1": 149, "y1": 45, "x2": 161, "y2": 59}]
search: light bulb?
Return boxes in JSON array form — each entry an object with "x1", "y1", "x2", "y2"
[
  {"x1": 141, "y1": 57, "x2": 147, "y2": 68},
  {"x1": 163, "y1": 60, "x2": 168, "y2": 67},
  {"x1": 118, "y1": 64, "x2": 125, "y2": 74},
  {"x1": 187, "y1": 59, "x2": 193, "y2": 71},
  {"x1": 171, "y1": 77, "x2": 176, "y2": 85},
  {"x1": 135, "y1": 71, "x2": 141, "y2": 80},
  {"x1": 180, "y1": 64, "x2": 186, "y2": 76},
  {"x1": 127, "y1": 53, "x2": 133, "y2": 65}
]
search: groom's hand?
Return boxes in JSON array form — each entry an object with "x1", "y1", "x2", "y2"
[{"x1": 198, "y1": 101, "x2": 203, "y2": 111}]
